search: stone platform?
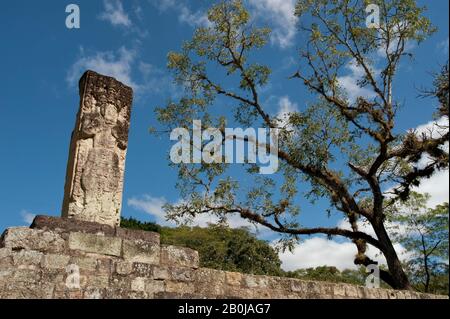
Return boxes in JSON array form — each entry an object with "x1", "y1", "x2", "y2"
[{"x1": 0, "y1": 215, "x2": 446, "y2": 299}]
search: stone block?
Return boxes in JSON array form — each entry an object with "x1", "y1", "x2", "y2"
[
  {"x1": 69, "y1": 256, "x2": 98, "y2": 271},
  {"x1": 344, "y1": 284, "x2": 359, "y2": 297},
  {"x1": 68, "y1": 232, "x2": 122, "y2": 257},
  {"x1": 12, "y1": 250, "x2": 43, "y2": 269},
  {"x1": 122, "y1": 239, "x2": 159, "y2": 264},
  {"x1": 1, "y1": 227, "x2": 65, "y2": 253},
  {"x1": 1, "y1": 281, "x2": 54, "y2": 299},
  {"x1": 194, "y1": 268, "x2": 226, "y2": 283},
  {"x1": 12, "y1": 269, "x2": 42, "y2": 284},
  {"x1": 145, "y1": 279, "x2": 165, "y2": 295},
  {"x1": 165, "y1": 281, "x2": 195, "y2": 294},
  {"x1": 110, "y1": 275, "x2": 131, "y2": 291},
  {"x1": 332, "y1": 283, "x2": 346, "y2": 297},
  {"x1": 169, "y1": 266, "x2": 195, "y2": 282},
  {"x1": 132, "y1": 262, "x2": 154, "y2": 278},
  {"x1": 224, "y1": 285, "x2": 253, "y2": 299},
  {"x1": 152, "y1": 266, "x2": 170, "y2": 280},
  {"x1": 42, "y1": 254, "x2": 70, "y2": 269},
  {"x1": 96, "y1": 258, "x2": 113, "y2": 273},
  {"x1": 195, "y1": 281, "x2": 225, "y2": 297},
  {"x1": 83, "y1": 287, "x2": 104, "y2": 299},
  {"x1": 380, "y1": 289, "x2": 394, "y2": 299},
  {"x1": 115, "y1": 227, "x2": 160, "y2": 245},
  {"x1": 252, "y1": 289, "x2": 274, "y2": 299},
  {"x1": 243, "y1": 274, "x2": 268, "y2": 289},
  {"x1": 154, "y1": 291, "x2": 207, "y2": 299},
  {"x1": 267, "y1": 276, "x2": 291, "y2": 291},
  {"x1": 53, "y1": 289, "x2": 83, "y2": 299},
  {"x1": 0, "y1": 256, "x2": 12, "y2": 269},
  {"x1": 0, "y1": 248, "x2": 12, "y2": 268},
  {"x1": 31, "y1": 215, "x2": 115, "y2": 236},
  {"x1": 131, "y1": 277, "x2": 146, "y2": 291},
  {"x1": 161, "y1": 245, "x2": 199, "y2": 269},
  {"x1": 88, "y1": 274, "x2": 110, "y2": 288},
  {"x1": 0, "y1": 269, "x2": 14, "y2": 282},
  {"x1": 0, "y1": 247, "x2": 11, "y2": 259},
  {"x1": 225, "y1": 271, "x2": 243, "y2": 286},
  {"x1": 104, "y1": 288, "x2": 148, "y2": 299},
  {"x1": 115, "y1": 261, "x2": 133, "y2": 275},
  {"x1": 41, "y1": 269, "x2": 65, "y2": 287}
]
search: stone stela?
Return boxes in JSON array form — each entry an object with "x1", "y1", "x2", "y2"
[{"x1": 61, "y1": 70, "x2": 133, "y2": 227}]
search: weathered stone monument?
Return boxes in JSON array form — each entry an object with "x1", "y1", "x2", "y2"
[
  {"x1": 0, "y1": 71, "x2": 446, "y2": 299},
  {"x1": 61, "y1": 70, "x2": 133, "y2": 227}
]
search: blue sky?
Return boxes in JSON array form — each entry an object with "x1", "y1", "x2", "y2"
[{"x1": 0, "y1": 0, "x2": 448, "y2": 270}]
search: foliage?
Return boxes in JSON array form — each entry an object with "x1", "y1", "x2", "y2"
[
  {"x1": 285, "y1": 266, "x2": 368, "y2": 286},
  {"x1": 120, "y1": 216, "x2": 162, "y2": 233},
  {"x1": 389, "y1": 194, "x2": 449, "y2": 294},
  {"x1": 121, "y1": 217, "x2": 282, "y2": 276}
]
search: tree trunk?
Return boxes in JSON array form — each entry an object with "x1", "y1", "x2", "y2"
[
  {"x1": 372, "y1": 219, "x2": 413, "y2": 290},
  {"x1": 421, "y1": 235, "x2": 430, "y2": 293}
]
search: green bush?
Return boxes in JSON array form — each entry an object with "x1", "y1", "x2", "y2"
[{"x1": 121, "y1": 217, "x2": 282, "y2": 276}]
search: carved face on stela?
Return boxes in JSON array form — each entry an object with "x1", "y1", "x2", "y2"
[
  {"x1": 80, "y1": 97, "x2": 119, "y2": 137},
  {"x1": 102, "y1": 103, "x2": 119, "y2": 125}
]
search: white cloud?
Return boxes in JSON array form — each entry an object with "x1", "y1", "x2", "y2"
[
  {"x1": 277, "y1": 96, "x2": 298, "y2": 116},
  {"x1": 413, "y1": 116, "x2": 449, "y2": 141},
  {"x1": 413, "y1": 169, "x2": 449, "y2": 208},
  {"x1": 410, "y1": 117, "x2": 449, "y2": 208},
  {"x1": 151, "y1": 0, "x2": 298, "y2": 46},
  {"x1": 248, "y1": 0, "x2": 298, "y2": 49},
  {"x1": 276, "y1": 96, "x2": 298, "y2": 128},
  {"x1": 437, "y1": 37, "x2": 449, "y2": 54},
  {"x1": 20, "y1": 210, "x2": 36, "y2": 225},
  {"x1": 278, "y1": 235, "x2": 410, "y2": 271},
  {"x1": 383, "y1": 118, "x2": 448, "y2": 209},
  {"x1": 178, "y1": 6, "x2": 211, "y2": 28},
  {"x1": 278, "y1": 212, "x2": 414, "y2": 272},
  {"x1": 67, "y1": 46, "x2": 137, "y2": 89},
  {"x1": 278, "y1": 237, "x2": 358, "y2": 270},
  {"x1": 149, "y1": 0, "x2": 210, "y2": 28},
  {"x1": 150, "y1": 0, "x2": 177, "y2": 12},
  {"x1": 337, "y1": 217, "x2": 414, "y2": 243},
  {"x1": 337, "y1": 59, "x2": 378, "y2": 102},
  {"x1": 377, "y1": 39, "x2": 415, "y2": 58},
  {"x1": 99, "y1": 0, "x2": 132, "y2": 27},
  {"x1": 376, "y1": 22, "x2": 416, "y2": 58},
  {"x1": 128, "y1": 195, "x2": 167, "y2": 222},
  {"x1": 127, "y1": 194, "x2": 270, "y2": 235},
  {"x1": 337, "y1": 218, "x2": 376, "y2": 238},
  {"x1": 137, "y1": 62, "x2": 180, "y2": 97},
  {"x1": 67, "y1": 47, "x2": 178, "y2": 98}
]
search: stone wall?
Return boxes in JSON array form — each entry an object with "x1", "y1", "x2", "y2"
[{"x1": 0, "y1": 216, "x2": 445, "y2": 299}]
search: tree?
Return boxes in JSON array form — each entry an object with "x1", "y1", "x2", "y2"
[
  {"x1": 153, "y1": 0, "x2": 448, "y2": 290},
  {"x1": 389, "y1": 194, "x2": 449, "y2": 293},
  {"x1": 121, "y1": 216, "x2": 162, "y2": 233},
  {"x1": 121, "y1": 217, "x2": 283, "y2": 276},
  {"x1": 285, "y1": 266, "x2": 370, "y2": 286},
  {"x1": 165, "y1": 225, "x2": 283, "y2": 275}
]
